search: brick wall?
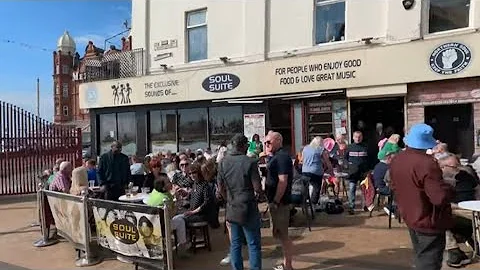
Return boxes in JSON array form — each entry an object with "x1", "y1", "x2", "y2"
[{"x1": 406, "y1": 106, "x2": 424, "y2": 130}]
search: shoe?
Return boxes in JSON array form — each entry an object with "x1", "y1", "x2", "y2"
[
  {"x1": 383, "y1": 207, "x2": 396, "y2": 219},
  {"x1": 219, "y1": 254, "x2": 231, "y2": 266},
  {"x1": 447, "y1": 248, "x2": 471, "y2": 268},
  {"x1": 348, "y1": 208, "x2": 355, "y2": 215},
  {"x1": 273, "y1": 264, "x2": 293, "y2": 270}
]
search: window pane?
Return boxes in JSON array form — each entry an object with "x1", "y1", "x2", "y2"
[
  {"x1": 150, "y1": 110, "x2": 177, "y2": 153},
  {"x1": 315, "y1": 2, "x2": 345, "y2": 44},
  {"x1": 178, "y1": 108, "x2": 207, "y2": 151},
  {"x1": 99, "y1": 114, "x2": 117, "y2": 155},
  {"x1": 429, "y1": 0, "x2": 470, "y2": 33},
  {"x1": 187, "y1": 10, "x2": 206, "y2": 26},
  {"x1": 209, "y1": 106, "x2": 243, "y2": 150},
  {"x1": 117, "y1": 112, "x2": 137, "y2": 156},
  {"x1": 188, "y1": 26, "x2": 207, "y2": 61}
]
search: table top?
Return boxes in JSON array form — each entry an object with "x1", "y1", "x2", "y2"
[
  {"x1": 334, "y1": 172, "x2": 349, "y2": 177},
  {"x1": 119, "y1": 193, "x2": 149, "y2": 202},
  {"x1": 458, "y1": 201, "x2": 480, "y2": 212}
]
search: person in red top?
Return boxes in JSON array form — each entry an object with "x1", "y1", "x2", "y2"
[{"x1": 390, "y1": 123, "x2": 455, "y2": 270}]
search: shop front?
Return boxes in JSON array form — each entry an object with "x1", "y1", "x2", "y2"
[{"x1": 79, "y1": 33, "x2": 480, "y2": 157}]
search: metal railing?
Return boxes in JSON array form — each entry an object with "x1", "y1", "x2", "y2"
[
  {"x1": 0, "y1": 101, "x2": 82, "y2": 195},
  {"x1": 82, "y1": 48, "x2": 145, "y2": 82}
]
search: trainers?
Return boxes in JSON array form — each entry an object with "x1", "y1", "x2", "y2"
[
  {"x1": 447, "y1": 248, "x2": 471, "y2": 268},
  {"x1": 219, "y1": 254, "x2": 231, "y2": 266},
  {"x1": 273, "y1": 264, "x2": 293, "y2": 270},
  {"x1": 348, "y1": 208, "x2": 355, "y2": 215},
  {"x1": 383, "y1": 207, "x2": 396, "y2": 219}
]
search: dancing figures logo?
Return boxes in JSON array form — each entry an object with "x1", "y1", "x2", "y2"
[{"x1": 112, "y1": 83, "x2": 133, "y2": 105}]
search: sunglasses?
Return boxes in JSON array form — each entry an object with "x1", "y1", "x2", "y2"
[
  {"x1": 180, "y1": 163, "x2": 189, "y2": 167},
  {"x1": 264, "y1": 141, "x2": 272, "y2": 145}
]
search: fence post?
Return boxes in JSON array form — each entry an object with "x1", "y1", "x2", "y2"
[
  {"x1": 163, "y1": 199, "x2": 174, "y2": 270},
  {"x1": 33, "y1": 188, "x2": 59, "y2": 247},
  {"x1": 75, "y1": 191, "x2": 102, "y2": 267}
]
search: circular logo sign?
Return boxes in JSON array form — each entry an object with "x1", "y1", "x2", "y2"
[
  {"x1": 429, "y1": 42, "x2": 471, "y2": 75},
  {"x1": 110, "y1": 218, "x2": 140, "y2": 244},
  {"x1": 86, "y1": 87, "x2": 98, "y2": 105},
  {"x1": 202, "y1": 73, "x2": 241, "y2": 93}
]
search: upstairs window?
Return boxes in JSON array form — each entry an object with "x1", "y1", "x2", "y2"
[
  {"x1": 186, "y1": 9, "x2": 207, "y2": 62},
  {"x1": 62, "y1": 65, "x2": 69, "y2": 74},
  {"x1": 428, "y1": 0, "x2": 470, "y2": 33},
  {"x1": 63, "y1": 106, "x2": 69, "y2": 116},
  {"x1": 62, "y1": 83, "x2": 69, "y2": 98},
  {"x1": 315, "y1": 0, "x2": 345, "y2": 44}
]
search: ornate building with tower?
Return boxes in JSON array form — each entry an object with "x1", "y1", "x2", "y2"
[{"x1": 53, "y1": 31, "x2": 133, "y2": 152}]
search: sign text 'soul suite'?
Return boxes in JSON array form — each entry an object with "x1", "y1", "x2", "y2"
[{"x1": 275, "y1": 59, "x2": 362, "y2": 85}]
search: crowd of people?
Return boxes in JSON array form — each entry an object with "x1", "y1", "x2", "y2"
[{"x1": 39, "y1": 122, "x2": 480, "y2": 270}]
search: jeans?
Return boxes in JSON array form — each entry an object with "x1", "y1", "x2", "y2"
[
  {"x1": 229, "y1": 215, "x2": 262, "y2": 270},
  {"x1": 303, "y1": 172, "x2": 322, "y2": 205},
  {"x1": 409, "y1": 228, "x2": 445, "y2": 270},
  {"x1": 445, "y1": 216, "x2": 474, "y2": 250},
  {"x1": 171, "y1": 215, "x2": 187, "y2": 244},
  {"x1": 348, "y1": 181, "x2": 357, "y2": 209}
]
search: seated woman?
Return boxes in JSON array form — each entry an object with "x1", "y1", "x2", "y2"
[
  {"x1": 144, "y1": 158, "x2": 164, "y2": 192},
  {"x1": 181, "y1": 162, "x2": 216, "y2": 226},
  {"x1": 146, "y1": 174, "x2": 190, "y2": 256}
]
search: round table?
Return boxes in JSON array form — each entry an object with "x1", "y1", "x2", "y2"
[
  {"x1": 118, "y1": 193, "x2": 149, "y2": 203},
  {"x1": 458, "y1": 200, "x2": 480, "y2": 259}
]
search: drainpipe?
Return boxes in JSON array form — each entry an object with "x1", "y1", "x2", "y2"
[
  {"x1": 263, "y1": 0, "x2": 271, "y2": 61},
  {"x1": 145, "y1": 0, "x2": 151, "y2": 75}
]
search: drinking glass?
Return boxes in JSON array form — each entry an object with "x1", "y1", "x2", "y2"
[
  {"x1": 88, "y1": 180, "x2": 95, "y2": 187},
  {"x1": 132, "y1": 186, "x2": 139, "y2": 195},
  {"x1": 141, "y1": 187, "x2": 150, "y2": 194},
  {"x1": 125, "y1": 189, "x2": 132, "y2": 198}
]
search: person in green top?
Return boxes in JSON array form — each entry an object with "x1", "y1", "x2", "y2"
[
  {"x1": 146, "y1": 175, "x2": 190, "y2": 256},
  {"x1": 247, "y1": 134, "x2": 263, "y2": 158}
]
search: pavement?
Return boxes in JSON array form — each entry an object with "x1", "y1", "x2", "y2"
[{"x1": 1, "y1": 197, "x2": 480, "y2": 270}]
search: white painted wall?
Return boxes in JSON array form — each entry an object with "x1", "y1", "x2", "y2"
[{"x1": 130, "y1": 0, "x2": 478, "y2": 72}]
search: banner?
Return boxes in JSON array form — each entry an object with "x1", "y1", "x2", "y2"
[
  {"x1": 90, "y1": 199, "x2": 165, "y2": 259},
  {"x1": 244, "y1": 113, "x2": 266, "y2": 143},
  {"x1": 46, "y1": 192, "x2": 86, "y2": 246}
]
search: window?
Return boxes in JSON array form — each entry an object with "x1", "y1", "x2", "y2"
[
  {"x1": 56, "y1": 64, "x2": 60, "y2": 75},
  {"x1": 150, "y1": 110, "x2": 177, "y2": 153},
  {"x1": 178, "y1": 108, "x2": 208, "y2": 151},
  {"x1": 117, "y1": 112, "x2": 137, "y2": 156},
  {"x1": 428, "y1": 0, "x2": 470, "y2": 33},
  {"x1": 186, "y1": 9, "x2": 207, "y2": 62},
  {"x1": 62, "y1": 65, "x2": 69, "y2": 74},
  {"x1": 55, "y1": 83, "x2": 60, "y2": 95},
  {"x1": 99, "y1": 114, "x2": 117, "y2": 154},
  {"x1": 62, "y1": 83, "x2": 69, "y2": 98},
  {"x1": 315, "y1": 0, "x2": 345, "y2": 44},
  {"x1": 209, "y1": 106, "x2": 243, "y2": 150},
  {"x1": 62, "y1": 106, "x2": 69, "y2": 116},
  {"x1": 98, "y1": 113, "x2": 137, "y2": 156},
  {"x1": 55, "y1": 106, "x2": 61, "y2": 116}
]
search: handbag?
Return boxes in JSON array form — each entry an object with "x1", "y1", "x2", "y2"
[{"x1": 260, "y1": 206, "x2": 271, "y2": 228}]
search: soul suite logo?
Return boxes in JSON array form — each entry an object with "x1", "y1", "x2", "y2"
[
  {"x1": 202, "y1": 73, "x2": 241, "y2": 93},
  {"x1": 429, "y1": 42, "x2": 472, "y2": 75}
]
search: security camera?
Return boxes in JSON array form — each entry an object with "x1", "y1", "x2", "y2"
[{"x1": 402, "y1": 0, "x2": 415, "y2": 10}]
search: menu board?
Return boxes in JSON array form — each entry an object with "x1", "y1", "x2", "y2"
[{"x1": 306, "y1": 101, "x2": 333, "y2": 142}]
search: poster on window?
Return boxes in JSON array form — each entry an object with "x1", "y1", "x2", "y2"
[
  {"x1": 46, "y1": 193, "x2": 86, "y2": 246},
  {"x1": 243, "y1": 113, "x2": 266, "y2": 143},
  {"x1": 90, "y1": 199, "x2": 165, "y2": 259}
]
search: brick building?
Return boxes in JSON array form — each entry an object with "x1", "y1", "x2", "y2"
[{"x1": 53, "y1": 31, "x2": 132, "y2": 151}]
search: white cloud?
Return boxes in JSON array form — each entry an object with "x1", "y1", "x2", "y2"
[{"x1": 75, "y1": 34, "x2": 106, "y2": 50}]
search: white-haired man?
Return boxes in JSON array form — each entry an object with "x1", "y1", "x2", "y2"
[{"x1": 49, "y1": 161, "x2": 73, "y2": 193}]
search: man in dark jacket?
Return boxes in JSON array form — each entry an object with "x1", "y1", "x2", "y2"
[
  {"x1": 98, "y1": 141, "x2": 131, "y2": 201},
  {"x1": 217, "y1": 134, "x2": 262, "y2": 270},
  {"x1": 390, "y1": 123, "x2": 455, "y2": 270},
  {"x1": 345, "y1": 131, "x2": 368, "y2": 214}
]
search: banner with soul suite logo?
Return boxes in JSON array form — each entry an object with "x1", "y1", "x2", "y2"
[{"x1": 90, "y1": 199, "x2": 165, "y2": 259}]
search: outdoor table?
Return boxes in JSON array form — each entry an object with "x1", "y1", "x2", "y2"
[
  {"x1": 458, "y1": 200, "x2": 480, "y2": 259},
  {"x1": 118, "y1": 193, "x2": 149, "y2": 203}
]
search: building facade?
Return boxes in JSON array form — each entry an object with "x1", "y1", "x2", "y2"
[{"x1": 79, "y1": 0, "x2": 480, "y2": 159}]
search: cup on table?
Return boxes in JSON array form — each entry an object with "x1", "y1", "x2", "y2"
[
  {"x1": 125, "y1": 188, "x2": 132, "y2": 198},
  {"x1": 132, "y1": 186, "x2": 139, "y2": 195},
  {"x1": 88, "y1": 180, "x2": 95, "y2": 187},
  {"x1": 141, "y1": 187, "x2": 150, "y2": 194}
]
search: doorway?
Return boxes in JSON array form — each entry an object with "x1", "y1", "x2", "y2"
[
  {"x1": 267, "y1": 100, "x2": 293, "y2": 154},
  {"x1": 424, "y1": 103, "x2": 474, "y2": 158},
  {"x1": 350, "y1": 97, "x2": 405, "y2": 168}
]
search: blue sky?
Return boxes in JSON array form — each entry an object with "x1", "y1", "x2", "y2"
[{"x1": 0, "y1": 0, "x2": 131, "y2": 121}]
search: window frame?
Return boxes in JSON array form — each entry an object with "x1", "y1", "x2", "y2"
[
  {"x1": 313, "y1": 0, "x2": 347, "y2": 46},
  {"x1": 62, "y1": 65, "x2": 69, "y2": 75},
  {"x1": 422, "y1": 0, "x2": 473, "y2": 36},
  {"x1": 62, "y1": 105, "x2": 69, "y2": 116},
  {"x1": 62, "y1": 83, "x2": 69, "y2": 98},
  {"x1": 185, "y1": 8, "x2": 208, "y2": 62}
]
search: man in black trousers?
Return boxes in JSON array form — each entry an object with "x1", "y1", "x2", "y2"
[{"x1": 98, "y1": 141, "x2": 131, "y2": 201}]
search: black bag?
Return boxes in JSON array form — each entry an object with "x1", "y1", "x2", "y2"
[{"x1": 325, "y1": 200, "x2": 344, "y2": 215}]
